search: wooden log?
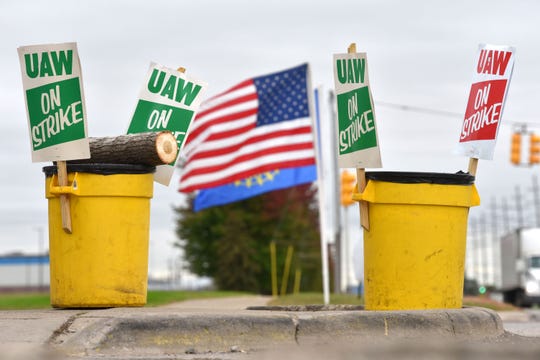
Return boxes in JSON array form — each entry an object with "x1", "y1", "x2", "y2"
[{"x1": 69, "y1": 131, "x2": 178, "y2": 166}]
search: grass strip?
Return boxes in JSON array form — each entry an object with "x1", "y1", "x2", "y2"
[{"x1": 0, "y1": 290, "x2": 248, "y2": 310}]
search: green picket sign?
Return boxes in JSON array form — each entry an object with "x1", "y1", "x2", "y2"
[
  {"x1": 127, "y1": 99, "x2": 194, "y2": 157},
  {"x1": 333, "y1": 52, "x2": 382, "y2": 169},
  {"x1": 26, "y1": 78, "x2": 85, "y2": 151},
  {"x1": 18, "y1": 42, "x2": 90, "y2": 162},
  {"x1": 336, "y1": 86, "x2": 377, "y2": 155},
  {"x1": 126, "y1": 63, "x2": 207, "y2": 185}
]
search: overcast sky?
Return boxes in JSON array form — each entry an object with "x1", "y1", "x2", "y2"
[{"x1": 1, "y1": 0, "x2": 540, "y2": 277}]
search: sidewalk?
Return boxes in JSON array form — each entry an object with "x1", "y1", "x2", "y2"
[
  {"x1": 161, "y1": 295, "x2": 271, "y2": 310},
  {"x1": 0, "y1": 296, "x2": 538, "y2": 359},
  {"x1": 0, "y1": 308, "x2": 80, "y2": 359}
]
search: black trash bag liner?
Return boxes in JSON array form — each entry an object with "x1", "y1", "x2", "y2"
[
  {"x1": 43, "y1": 163, "x2": 156, "y2": 177},
  {"x1": 365, "y1": 170, "x2": 474, "y2": 185}
]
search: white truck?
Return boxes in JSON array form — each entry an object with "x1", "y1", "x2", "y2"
[{"x1": 497, "y1": 228, "x2": 540, "y2": 307}]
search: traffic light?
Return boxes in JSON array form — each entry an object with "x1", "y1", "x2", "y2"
[
  {"x1": 510, "y1": 132, "x2": 522, "y2": 165},
  {"x1": 530, "y1": 133, "x2": 540, "y2": 165},
  {"x1": 340, "y1": 171, "x2": 356, "y2": 207}
]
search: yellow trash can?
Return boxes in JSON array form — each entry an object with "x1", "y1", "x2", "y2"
[
  {"x1": 352, "y1": 172, "x2": 480, "y2": 310},
  {"x1": 43, "y1": 164, "x2": 154, "y2": 308}
]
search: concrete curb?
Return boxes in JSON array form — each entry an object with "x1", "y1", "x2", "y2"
[{"x1": 56, "y1": 307, "x2": 504, "y2": 357}]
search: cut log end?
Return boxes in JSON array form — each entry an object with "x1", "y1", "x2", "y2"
[
  {"x1": 69, "y1": 131, "x2": 179, "y2": 166},
  {"x1": 156, "y1": 132, "x2": 179, "y2": 164}
]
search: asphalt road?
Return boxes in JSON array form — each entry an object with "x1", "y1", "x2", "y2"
[{"x1": 502, "y1": 309, "x2": 540, "y2": 337}]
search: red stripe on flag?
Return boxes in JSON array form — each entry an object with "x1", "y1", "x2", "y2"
[
  {"x1": 185, "y1": 107, "x2": 258, "y2": 144},
  {"x1": 201, "y1": 123, "x2": 256, "y2": 143},
  {"x1": 197, "y1": 79, "x2": 255, "y2": 108},
  {"x1": 180, "y1": 158, "x2": 316, "y2": 193},
  {"x1": 195, "y1": 92, "x2": 257, "y2": 119},
  {"x1": 189, "y1": 126, "x2": 313, "y2": 161},
  {"x1": 183, "y1": 142, "x2": 315, "y2": 179},
  {"x1": 223, "y1": 79, "x2": 254, "y2": 94}
]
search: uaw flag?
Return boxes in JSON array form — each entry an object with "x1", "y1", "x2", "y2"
[{"x1": 178, "y1": 64, "x2": 317, "y2": 211}]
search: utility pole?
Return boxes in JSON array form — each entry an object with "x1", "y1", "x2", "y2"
[
  {"x1": 329, "y1": 90, "x2": 342, "y2": 296},
  {"x1": 479, "y1": 213, "x2": 488, "y2": 286},
  {"x1": 490, "y1": 198, "x2": 498, "y2": 286},
  {"x1": 501, "y1": 197, "x2": 510, "y2": 234},
  {"x1": 341, "y1": 206, "x2": 349, "y2": 293},
  {"x1": 334, "y1": 208, "x2": 342, "y2": 294},
  {"x1": 532, "y1": 175, "x2": 540, "y2": 227},
  {"x1": 466, "y1": 217, "x2": 476, "y2": 280},
  {"x1": 471, "y1": 217, "x2": 481, "y2": 284},
  {"x1": 515, "y1": 185, "x2": 524, "y2": 229}
]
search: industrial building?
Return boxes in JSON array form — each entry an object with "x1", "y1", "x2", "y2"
[{"x1": 0, "y1": 253, "x2": 49, "y2": 291}]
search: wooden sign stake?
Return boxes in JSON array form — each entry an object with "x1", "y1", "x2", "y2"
[
  {"x1": 348, "y1": 43, "x2": 370, "y2": 231},
  {"x1": 57, "y1": 160, "x2": 72, "y2": 234},
  {"x1": 468, "y1": 157, "x2": 478, "y2": 177}
]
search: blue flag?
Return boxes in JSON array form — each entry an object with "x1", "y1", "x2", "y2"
[{"x1": 194, "y1": 165, "x2": 316, "y2": 212}]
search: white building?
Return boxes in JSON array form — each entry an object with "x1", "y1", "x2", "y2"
[{"x1": 0, "y1": 254, "x2": 50, "y2": 290}]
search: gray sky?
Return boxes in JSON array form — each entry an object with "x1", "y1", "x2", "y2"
[{"x1": 2, "y1": 0, "x2": 540, "y2": 277}]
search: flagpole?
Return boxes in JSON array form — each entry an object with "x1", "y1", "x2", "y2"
[
  {"x1": 312, "y1": 85, "x2": 330, "y2": 305},
  {"x1": 328, "y1": 89, "x2": 343, "y2": 294}
]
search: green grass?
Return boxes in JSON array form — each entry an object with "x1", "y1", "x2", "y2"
[
  {"x1": 0, "y1": 291, "x2": 360, "y2": 310},
  {"x1": 0, "y1": 290, "x2": 249, "y2": 310},
  {"x1": 0, "y1": 292, "x2": 51, "y2": 309}
]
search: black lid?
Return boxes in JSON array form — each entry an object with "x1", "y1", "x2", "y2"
[
  {"x1": 43, "y1": 163, "x2": 156, "y2": 176},
  {"x1": 365, "y1": 171, "x2": 475, "y2": 185}
]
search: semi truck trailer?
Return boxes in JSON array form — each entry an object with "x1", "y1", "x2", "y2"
[{"x1": 497, "y1": 228, "x2": 540, "y2": 307}]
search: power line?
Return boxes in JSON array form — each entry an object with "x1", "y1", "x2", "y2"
[
  {"x1": 374, "y1": 100, "x2": 540, "y2": 129},
  {"x1": 375, "y1": 101, "x2": 460, "y2": 118}
]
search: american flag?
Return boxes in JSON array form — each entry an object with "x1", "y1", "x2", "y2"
[{"x1": 178, "y1": 64, "x2": 316, "y2": 193}]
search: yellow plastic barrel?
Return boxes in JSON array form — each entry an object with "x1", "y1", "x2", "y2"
[
  {"x1": 44, "y1": 164, "x2": 154, "y2": 308},
  {"x1": 352, "y1": 172, "x2": 480, "y2": 310}
]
